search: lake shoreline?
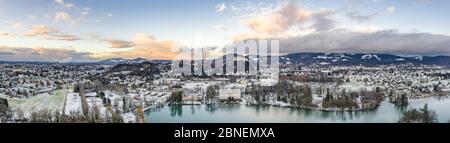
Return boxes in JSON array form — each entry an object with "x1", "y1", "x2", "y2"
[{"x1": 145, "y1": 95, "x2": 450, "y2": 123}]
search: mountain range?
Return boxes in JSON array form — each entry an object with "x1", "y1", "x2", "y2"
[
  {"x1": 2, "y1": 53, "x2": 450, "y2": 66},
  {"x1": 98, "y1": 58, "x2": 171, "y2": 65},
  {"x1": 281, "y1": 53, "x2": 450, "y2": 66}
]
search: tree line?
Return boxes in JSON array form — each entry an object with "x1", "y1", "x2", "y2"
[{"x1": 399, "y1": 104, "x2": 438, "y2": 123}]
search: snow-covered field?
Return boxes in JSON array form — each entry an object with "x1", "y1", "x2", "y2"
[
  {"x1": 64, "y1": 92, "x2": 82, "y2": 115},
  {"x1": 1, "y1": 89, "x2": 161, "y2": 122},
  {"x1": 3, "y1": 89, "x2": 68, "y2": 117}
]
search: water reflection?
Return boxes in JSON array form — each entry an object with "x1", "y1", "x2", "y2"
[
  {"x1": 254, "y1": 105, "x2": 270, "y2": 114},
  {"x1": 302, "y1": 108, "x2": 312, "y2": 117},
  {"x1": 190, "y1": 105, "x2": 196, "y2": 115},
  {"x1": 146, "y1": 96, "x2": 450, "y2": 123},
  {"x1": 394, "y1": 105, "x2": 408, "y2": 113},
  {"x1": 437, "y1": 96, "x2": 449, "y2": 101},
  {"x1": 205, "y1": 104, "x2": 218, "y2": 113},
  {"x1": 219, "y1": 104, "x2": 241, "y2": 112},
  {"x1": 170, "y1": 105, "x2": 183, "y2": 117}
]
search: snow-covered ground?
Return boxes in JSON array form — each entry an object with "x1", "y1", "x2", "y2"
[
  {"x1": 339, "y1": 82, "x2": 376, "y2": 92},
  {"x1": 3, "y1": 89, "x2": 68, "y2": 117},
  {"x1": 64, "y1": 92, "x2": 82, "y2": 115},
  {"x1": 122, "y1": 112, "x2": 136, "y2": 123}
]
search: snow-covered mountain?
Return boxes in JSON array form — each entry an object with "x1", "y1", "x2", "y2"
[
  {"x1": 97, "y1": 53, "x2": 450, "y2": 66},
  {"x1": 98, "y1": 58, "x2": 128, "y2": 64},
  {"x1": 98, "y1": 58, "x2": 170, "y2": 65},
  {"x1": 281, "y1": 53, "x2": 450, "y2": 66}
]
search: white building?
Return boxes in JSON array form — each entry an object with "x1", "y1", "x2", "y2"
[{"x1": 219, "y1": 89, "x2": 241, "y2": 101}]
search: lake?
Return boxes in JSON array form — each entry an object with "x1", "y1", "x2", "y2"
[{"x1": 144, "y1": 96, "x2": 450, "y2": 123}]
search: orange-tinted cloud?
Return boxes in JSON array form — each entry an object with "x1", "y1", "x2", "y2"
[
  {"x1": 24, "y1": 25, "x2": 81, "y2": 41},
  {"x1": 0, "y1": 45, "x2": 95, "y2": 62},
  {"x1": 106, "y1": 39, "x2": 135, "y2": 48},
  {"x1": 6, "y1": 21, "x2": 23, "y2": 29},
  {"x1": 55, "y1": 11, "x2": 72, "y2": 22},
  {"x1": 101, "y1": 33, "x2": 180, "y2": 60},
  {"x1": 0, "y1": 31, "x2": 10, "y2": 37},
  {"x1": 25, "y1": 25, "x2": 57, "y2": 37},
  {"x1": 47, "y1": 34, "x2": 81, "y2": 41},
  {"x1": 234, "y1": 2, "x2": 338, "y2": 41},
  {"x1": 239, "y1": 2, "x2": 312, "y2": 35},
  {"x1": 241, "y1": 14, "x2": 285, "y2": 34}
]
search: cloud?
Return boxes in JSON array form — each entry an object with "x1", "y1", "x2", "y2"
[
  {"x1": 0, "y1": 31, "x2": 10, "y2": 37},
  {"x1": 386, "y1": 6, "x2": 396, "y2": 13},
  {"x1": 24, "y1": 25, "x2": 81, "y2": 41},
  {"x1": 241, "y1": 14, "x2": 286, "y2": 34},
  {"x1": 55, "y1": 11, "x2": 72, "y2": 22},
  {"x1": 6, "y1": 21, "x2": 23, "y2": 29},
  {"x1": 346, "y1": 12, "x2": 378, "y2": 22},
  {"x1": 130, "y1": 33, "x2": 179, "y2": 59},
  {"x1": 28, "y1": 15, "x2": 36, "y2": 19},
  {"x1": 234, "y1": 2, "x2": 340, "y2": 40},
  {"x1": 280, "y1": 30, "x2": 450, "y2": 56},
  {"x1": 310, "y1": 8, "x2": 336, "y2": 31},
  {"x1": 355, "y1": 26, "x2": 379, "y2": 33},
  {"x1": 230, "y1": 32, "x2": 272, "y2": 41},
  {"x1": 80, "y1": 7, "x2": 90, "y2": 16},
  {"x1": 0, "y1": 51, "x2": 14, "y2": 56},
  {"x1": 106, "y1": 39, "x2": 135, "y2": 48},
  {"x1": 239, "y1": 2, "x2": 312, "y2": 35},
  {"x1": 216, "y1": 3, "x2": 226, "y2": 12},
  {"x1": 0, "y1": 45, "x2": 95, "y2": 62},
  {"x1": 25, "y1": 25, "x2": 58, "y2": 37},
  {"x1": 54, "y1": 0, "x2": 74, "y2": 8},
  {"x1": 47, "y1": 34, "x2": 81, "y2": 41},
  {"x1": 213, "y1": 24, "x2": 228, "y2": 31},
  {"x1": 81, "y1": 11, "x2": 89, "y2": 16},
  {"x1": 100, "y1": 34, "x2": 180, "y2": 60}
]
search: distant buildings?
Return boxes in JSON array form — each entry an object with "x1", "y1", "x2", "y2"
[{"x1": 219, "y1": 89, "x2": 241, "y2": 101}]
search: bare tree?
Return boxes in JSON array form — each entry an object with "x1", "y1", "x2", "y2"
[{"x1": 79, "y1": 84, "x2": 89, "y2": 116}]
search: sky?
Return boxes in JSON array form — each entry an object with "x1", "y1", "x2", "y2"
[{"x1": 0, "y1": 0, "x2": 449, "y2": 62}]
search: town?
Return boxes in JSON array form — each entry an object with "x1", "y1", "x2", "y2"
[{"x1": 1, "y1": 56, "x2": 450, "y2": 123}]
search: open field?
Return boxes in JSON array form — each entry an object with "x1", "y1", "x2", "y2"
[{"x1": 1, "y1": 89, "x2": 68, "y2": 116}]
